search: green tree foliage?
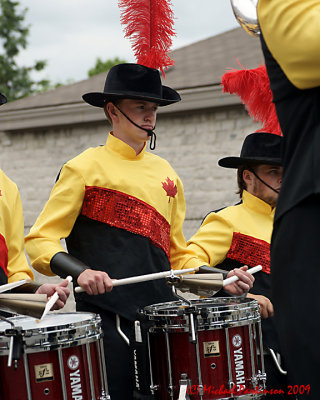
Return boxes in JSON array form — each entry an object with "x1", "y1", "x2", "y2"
[
  {"x1": 87, "y1": 57, "x2": 127, "y2": 77},
  {"x1": 0, "y1": 0, "x2": 49, "y2": 101}
]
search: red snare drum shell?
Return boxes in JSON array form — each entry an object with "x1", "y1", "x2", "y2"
[
  {"x1": 145, "y1": 298, "x2": 264, "y2": 400},
  {"x1": 0, "y1": 313, "x2": 107, "y2": 400}
]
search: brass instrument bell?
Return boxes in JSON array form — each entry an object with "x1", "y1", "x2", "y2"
[{"x1": 230, "y1": 0, "x2": 260, "y2": 37}]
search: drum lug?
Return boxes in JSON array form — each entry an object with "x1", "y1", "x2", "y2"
[
  {"x1": 256, "y1": 370, "x2": 267, "y2": 386},
  {"x1": 251, "y1": 376, "x2": 258, "y2": 388},
  {"x1": 178, "y1": 373, "x2": 192, "y2": 399},
  {"x1": 98, "y1": 391, "x2": 111, "y2": 400},
  {"x1": 250, "y1": 370, "x2": 266, "y2": 391},
  {"x1": 168, "y1": 384, "x2": 174, "y2": 398}
]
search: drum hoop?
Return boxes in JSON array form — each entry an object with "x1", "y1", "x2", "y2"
[
  {"x1": 144, "y1": 297, "x2": 259, "y2": 317},
  {"x1": 0, "y1": 312, "x2": 103, "y2": 354}
]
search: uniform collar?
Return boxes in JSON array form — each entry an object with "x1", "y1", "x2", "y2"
[
  {"x1": 242, "y1": 190, "x2": 275, "y2": 216},
  {"x1": 105, "y1": 132, "x2": 147, "y2": 160}
]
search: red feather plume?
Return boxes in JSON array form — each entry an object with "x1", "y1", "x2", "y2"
[
  {"x1": 221, "y1": 64, "x2": 282, "y2": 136},
  {"x1": 118, "y1": 0, "x2": 176, "y2": 76}
]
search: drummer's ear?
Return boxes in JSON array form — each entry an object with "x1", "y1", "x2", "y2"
[{"x1": 243, "y1": 169, "x2": 253, "y2": 186}]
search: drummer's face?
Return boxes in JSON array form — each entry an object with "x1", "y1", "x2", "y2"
[{"x1": 244, "y1": 164, "x2": 283, "y2": 208}]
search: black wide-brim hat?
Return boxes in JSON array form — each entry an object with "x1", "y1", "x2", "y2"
[
  {"x1": 0, "y1": 93, "x2": 7, "y2": 106},
  {"x1": 218, "y1": 132, "x2": 283, "y2": 168},
  {"x1": 83, "y1": 63, "x2": 181, "y2": 107}
]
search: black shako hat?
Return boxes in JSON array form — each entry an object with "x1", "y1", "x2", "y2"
[
  {"x1": 218, "y1": 132, "x2": 283, "y2": 168},
  {"x1": 82, "y1": 63, "x2": 181, "y2": 108},
  {"x1": 0, "y1": 93, "x2": 7, "y2": 106}
]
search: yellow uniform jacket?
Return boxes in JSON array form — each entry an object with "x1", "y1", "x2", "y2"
[
  {"x1": 0, "y1": 170, "x2": 33, "y2": 284},
  {"x1": 184, "y1": 190, "x2": 274, "y2": 273},
  {"x1": 184, "y1": 191, "x2": 279, "y2": 349},
  {"x1": 25, "y1": 134, "x2": 198, "y2": 319}
]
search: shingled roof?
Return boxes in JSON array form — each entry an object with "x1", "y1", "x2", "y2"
[
  {"x1": 164, "y1": 28, "x2": 263, "y2": 90},
  {"x1": 0, "y1": 28, "x2": 264, "y2": 130}
]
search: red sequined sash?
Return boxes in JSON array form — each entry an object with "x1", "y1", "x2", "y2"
[
  {"x1": 81, "y1": 186, "x2": 171, "y2": 258},
  {"x1": 0, "y1": 233, "x2": 8, "y2": 276},
  {"x1": 227, "y1": 232, "x2": 270, "y2": 274}
]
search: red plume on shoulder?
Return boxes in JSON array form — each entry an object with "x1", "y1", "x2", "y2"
[
  {"x1": 221, "y1": 64, "x2": 282, "y2": 136},
  {"x1": 118, "y1": 0, "x2": 175, "y2": 76}
]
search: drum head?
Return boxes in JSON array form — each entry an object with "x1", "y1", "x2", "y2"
[{"x1": 0, "y1": 312, "x2": 95, "y2": 331}]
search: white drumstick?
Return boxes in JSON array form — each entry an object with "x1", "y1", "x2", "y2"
[
  {"x1": 223, "y1": 265, "x2": 262, "y2": 286},
  {"x1": 74, "y1": 267, "x2": 199, "y2": 293},
  {"x1": 40, "y1": 276, "x2": 72, "y2": 320},
  {"x1": 0, "y1": 279, "x2": 27, "y2": 294}
]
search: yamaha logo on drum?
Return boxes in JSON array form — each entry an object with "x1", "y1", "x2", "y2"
[
  {"x1": 231, "y1": 334, "x2": 246, "y2": 392},
  {"x1": 68, "y1": 355, "x2": 80, "y2": 370},
  {"x1": 232, "y1": 334, "x2": 242, "y2": 348},
  {"x1": 67, "y1": 356, "x2": 84, "y2": 400}
]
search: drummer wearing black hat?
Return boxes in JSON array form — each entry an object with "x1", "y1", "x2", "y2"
[
  {"x1": 182, "y1": 131, "x2": 289, "y2": 398},
  {"x1": 25, "y1": 64, "x2": 254, "y2": 399}
]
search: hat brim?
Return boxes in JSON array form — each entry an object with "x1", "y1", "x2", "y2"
[
  {"x1": 82, "y1": 85, "x2": 180, "y2": 108},
  {"x1": 218, "y1": 156, "x2": 282, "y2": 168},
  {"x1": 0, "y1": 93, "x2": 7, "y2": 106}
]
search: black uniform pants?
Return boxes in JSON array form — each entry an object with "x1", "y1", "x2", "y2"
[
  {"x1": 271, "y1": 194, "x2": 320, "y2": 399},
  {"x1": 77, "y1": 302, "x2": 135, "y2": 400},
  {"x1": 263, "y1": 352, "x2": 290, "y2": 399}
]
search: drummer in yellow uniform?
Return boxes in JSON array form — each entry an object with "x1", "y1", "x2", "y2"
[
  {"x1": 182, "y1": 131, "x2": 287, "y2": 398},
  {"x1": 0, "y1": 93, "x2": 70, "y2": 305},
  {"x1": 24, "y1": 64, "x2": 254, "y2": 399}
]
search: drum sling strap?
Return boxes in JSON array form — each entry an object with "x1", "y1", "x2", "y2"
[{"x1": 131, "y1": 311, "x2": 156, "y2": 400}]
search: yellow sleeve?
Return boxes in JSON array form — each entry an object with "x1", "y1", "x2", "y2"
[
  {"x1": 7, "y1": 187, "x2": 34, "y2": 283},
  {"x1": 184, "y1": 212, "x2": 234, "y2": 269},
  {"x1": 24, "y1": 163, "x2": 85, "y2": 276},
  {"x1": 258, "y1": 0, "x2": 320, "y2": 89}
]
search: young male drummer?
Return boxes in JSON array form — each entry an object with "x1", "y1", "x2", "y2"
[
  {"x1": 183, "y1": 132, "x2": 288, "y2": 398},
  {"x1": 0, "y1": 93, "x2": 70, "y2": 307},
  {"x1": 25, "y1": 63, "x2": 254, "y2": 399}
]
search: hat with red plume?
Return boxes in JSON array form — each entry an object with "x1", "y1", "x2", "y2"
[
  {"x1": 218, "y1": 64, "x2": 283, "y2": 168},
  {"x1": 221, "y1": 64, "x2": 281, "y2": 135},
  {"x1": 119, "y1": 0, "x2": 176, "y2": 77},
  {"x1": 82, "y1": 0, "x2": 180, "y2": 108}
]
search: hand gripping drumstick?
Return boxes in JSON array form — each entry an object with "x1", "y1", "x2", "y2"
[
  {"x1": 222, "y1": 265, "x2": 262, "y2": 286},
  {"x1": 74, "y1": 267, "x2": 199, "y2": 293},
  {"x1": 40, "y1": 276, "x2": 73, "y2": 320}
]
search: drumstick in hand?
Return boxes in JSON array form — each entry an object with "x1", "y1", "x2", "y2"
[
  {"x1": 74, "y1": 267, "x2": 199, "y2": 293},
  {"x1": 222, "y1": 265, "x2": 262, "y2": 286},
  {"x1": 40, "y1": 276, "x2": 72, "y2": 321}
]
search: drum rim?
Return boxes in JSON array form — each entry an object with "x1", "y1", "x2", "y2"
[
  {"x1": 143, "y1": 297, "x2": 259, "y2": 316},
  {"x1": 0, "y1": 312, "x2": 103, "y2": 354}
]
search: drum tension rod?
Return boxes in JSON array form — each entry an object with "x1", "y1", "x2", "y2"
[{"x1": 5, "y1": 326, "x2": 23, "y2": 369}]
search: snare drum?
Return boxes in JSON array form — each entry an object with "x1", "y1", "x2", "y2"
[
  {"x1": 0, "y1": 313, "x2": 109, "y2": 400},
  {"x1": 142, "y1": 298, "x2": 266, "y2": 400}
]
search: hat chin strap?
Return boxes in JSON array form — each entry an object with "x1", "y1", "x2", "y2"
[
  {"x1": 249, "y1": 168, "x2": 280, "y2": 194},
  {"x1": 113, "y1": 104, "x2": 157, "y2": 150}
]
